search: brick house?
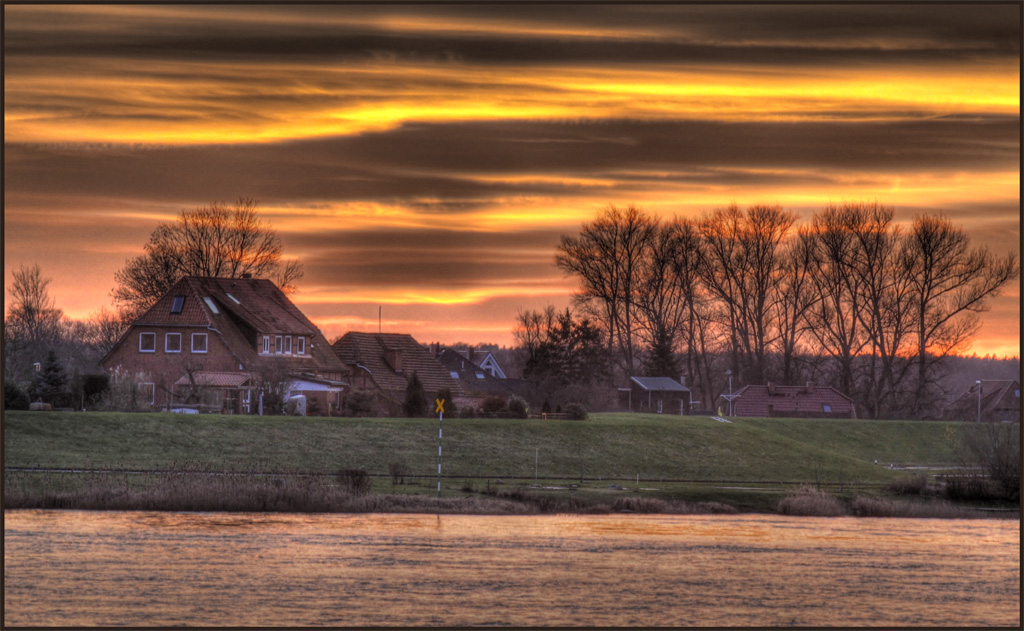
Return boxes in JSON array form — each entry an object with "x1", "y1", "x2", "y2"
[
  {"x1": 434, "y1": 346, "x2": 529, "y2": 409},
  {"x1": 101, "y1": 276, "x2": 346, "y2": 414},
  {"x1": 332, "y1": 332, "x2": 463, "y2": 413},
  {"x1": 945, "y1": 380, "x2": 1021, "y2": 423},
  {"x1": 729, "y1": 382, "x2": 856, "y2": 419}
]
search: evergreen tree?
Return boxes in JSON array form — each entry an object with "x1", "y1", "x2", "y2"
[
  {"x1": 33, "y1": 350, "x2": 69, "y2": 404},
  {"x1": 403, "y1": 371, "x2": 427, "y2": 417}
]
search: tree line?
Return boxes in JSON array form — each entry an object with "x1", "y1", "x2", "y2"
[{"x1": 519, "y1": 202, "x2": 1018, "y2": 419}]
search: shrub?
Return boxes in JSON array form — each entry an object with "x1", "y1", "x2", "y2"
[
  {"x1": 777, "y1": 485, "x2": 847, "y2": 516},
  {"x1": 337, "y1": 469, "x2": 371, "y2": 496},
  {"x1": 888, "y1": 473, "x2": 928, "y2": 496},
  {"x1": 459, "y1": 406, "x2": 477, "y2": 419},
  {"x1": 4, "y1": 382, "x2": 30, "y2": 410},
  {"x1": 82, "y1": 374, "x2": 111, "y2": 407},
  {"x1": 481, "y1": 395, "x2": 507, "y2": 416},
  {"x1": 507, "y1": 394, "x2": 529, "y2": 419},
  {"x1": 943, "y1": 475, "x2": 1000, "y2": 502},
  {"x1": 692, "y1": 501, "x2": 739, "y2": 514},
  {"x1": 387, "y1": 461, "x2": 408, "y2": 486},
  {"x1": 564, "y1": 402, "x2": 588, "y2": 420},
  {"x1": 344, "y1": 390, "x2": 379, "y2": 417},
  {"x1": 611, "y1": 496, "x2": 668, "y2": 513}
]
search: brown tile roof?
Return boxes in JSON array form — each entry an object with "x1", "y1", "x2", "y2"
[
  {"x1": 437, "y1": 348, "x2": 522, "y2": 397},
  {"x1": 945, "y1": 380, "x2": 1020, "y2": 421},
  {"x1": 732, "y1": 383, "x2": 856, "y2": 418},
  {"x1": 114, "y1": 276, "x2": 344, "y2": 376},
  {"x1": 332, "y1": 332, "x2": 463, "y2": 399}
]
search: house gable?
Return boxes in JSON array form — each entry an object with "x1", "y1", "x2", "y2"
[
  {"x1": 731, "y1": 383, "x2": 856, "y2": 419},
  {"x1": 101, "y1": 275, "x2": 345, "y2": 409},
  {"x1": 333, "y1": 332, "x2": 463, "y2": 400}
]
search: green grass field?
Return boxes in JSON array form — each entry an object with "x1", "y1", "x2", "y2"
[
  {"x1": 4, "y1": 410, "x2": 965, "y2": 482},
  {"x1": 5, "y1": 410, "x2": 1008, "y2": 514}
]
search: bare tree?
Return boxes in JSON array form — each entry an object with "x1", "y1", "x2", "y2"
[
  {"x1": 698, "y1": 203, "x2": 796, "y2": 386},
  {"x1": 555, "y1": 204, "x2": 657, "y2": 377},
  {"x1": 4, "y1": 264, "x2": 65, "y2": 385},
  {"x1": 112, "y1": 198, "x2": 303, "y2": 322},
  {"x1": 901, "y1": 213, "x2": 1019, "y2": 418}
]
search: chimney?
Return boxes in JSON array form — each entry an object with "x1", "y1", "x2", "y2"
[
  {"x1": 241, "y1": 273, "x2": 252, "y2": 279},
  {"x1": 468, "y1": 347, "x2": 475, "y2": 362},
  {"x1": 806, "y1": 382, "x2": 814, "y2": 394},
  {"x1": 384, "y1": 348, "x2": 403, "y2": 373},
  {"x1": 679, "y1": 375, "x2": 686, "y2": 388},
  {"x1": 767, "y1": 381, "x2": 775, "y2": 396}
]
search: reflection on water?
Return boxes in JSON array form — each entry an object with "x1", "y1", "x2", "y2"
[{"x1": 4, "y1": 510, "x2": 1019, "y2": 627}]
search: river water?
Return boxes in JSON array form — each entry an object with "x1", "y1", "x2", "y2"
[{"x1": 4, "y1": 510, "x2": 1019, "y2": 627}]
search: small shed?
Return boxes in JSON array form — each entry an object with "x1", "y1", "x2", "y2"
[{"x1": 626, "y1": 377, "x2": 691, "y2": 415}]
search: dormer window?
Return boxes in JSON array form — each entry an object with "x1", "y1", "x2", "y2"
[
  {"x1": 297, "y1": 337, "x2": 306, "y2": 355},
  {"x1": 170, "y1": 295, "x2": 185, "y2": 314},
  {"x1": 284, "y1": 336, "x2": 292, "y2": 354}
]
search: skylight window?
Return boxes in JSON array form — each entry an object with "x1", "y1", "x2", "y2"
[
  {"x1": 170, "y1": 295, "x2": 185, "y2": 314},
  {"x1": 822, "y1": 404, "x2": 832, "y2": 413},
  {"x1": 450, "y1": 371, "x2": 460, "y2": 379},
  {"x1": 475, "y1": 372, "x2": 485, "y2": 379},
  {"x1": 226, "y1": 293, "x2": 241, "y2": 304},
  {"x1": 203, "y1": 297, "x2": 220, "y2": 314}
]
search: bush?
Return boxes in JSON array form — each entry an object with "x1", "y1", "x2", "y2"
[
  {"x1": 611, "y1": 496, "x2": 668, "y2": 513},
  {"x1": 564, "y1": 402, "x2": 588, "y2": 420},
  {"x1": 943, "y1": 475, "x2": 1000, "y2": 502},
  {"x1": 344, "y1": 390, "x2": 380, "y2": 417},
  {"x1": 481, "y1": 395, "x2": 507, "y2": 416},
  {"x1": 888, "y1": 473, "x2": 928, "y2": 496},
  {"x1": 459, "y1": 406, "x2": 477, "y2": 419},
  {"x1": 777, "y1": 485, "x2": 847, "y2": 516},
  {"x1": 507, "y1": 394, "x2": 529, "y2": 419},
  {"x1": 82, "y1": 374, "x2": 111, "y2": 407},
  {"x1": 4, "y1": 382, "x2": 30, "y2": 410},
  {"x1": 337, "y1": 469, "x2": 371, "y2": 496},
  {"x1": 387, "y1": 461, "x2": 408, "y2": 486}
]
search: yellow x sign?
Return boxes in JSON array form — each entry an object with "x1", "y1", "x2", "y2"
[{"x1": 435, "y1": 398, "x2": 445, "y2": 414}]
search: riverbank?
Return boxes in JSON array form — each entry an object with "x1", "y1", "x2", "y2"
[
  {"x1": 4, "y1": 410, "x2": 1016, "y2": 517},
  {"x1": 4, "y1": 467, "x2": 1013, "y2": 519}
]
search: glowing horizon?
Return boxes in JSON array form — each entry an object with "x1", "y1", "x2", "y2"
[{"x1": 4, "y1": 3, "x2": 1020, "y2": 358}]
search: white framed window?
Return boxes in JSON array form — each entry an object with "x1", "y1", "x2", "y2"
[
  {"x1": 139, "y1": 332, "x2": 156, "y2": 353},
  {"x1": 262, "y1": 335, "x2": 270, "y2": 354},
  {"x1": 275, "y1": 335, "x2": 283, "y2": 354},
  {"x1": 165, "y1": 332, "x2": 182, "y2": 353},
  {"x1": 192, "y1": 333, "x2": 208, "y2": 353},
  {"x1": 138, "y1": 382, "x2": 155, "y2": 405},
  {"x1": 284, "y1": 335, "x2": 292, "y2": 354},
  {"x1": 297, "y1": 337, "x2": 306, "y2": 355}
]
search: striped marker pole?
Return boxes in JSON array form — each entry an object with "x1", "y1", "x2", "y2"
[{"x1": 435, "y1": 399, "x2": 445, "y2": 498}]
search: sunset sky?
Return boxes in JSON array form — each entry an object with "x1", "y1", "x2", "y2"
[{"x1": 4, "y1": 3, "x2": 1020, "y2": 357}]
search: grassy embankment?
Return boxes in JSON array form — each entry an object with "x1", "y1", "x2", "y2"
[{"x1": 3, "y1": 410, "x2": 1008, "y2": 516}]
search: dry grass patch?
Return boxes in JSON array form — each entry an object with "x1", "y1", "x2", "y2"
[{"x1": 777, "y1": 485, "x2": 847, "y2": 517}]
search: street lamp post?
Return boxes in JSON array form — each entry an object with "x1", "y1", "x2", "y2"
[
  {"x1": 976, "y1": 380, "x2": 982, "y2": 423},
  {"x1": 726, "y1": 369, "x2": 734, "y2": 416}
]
